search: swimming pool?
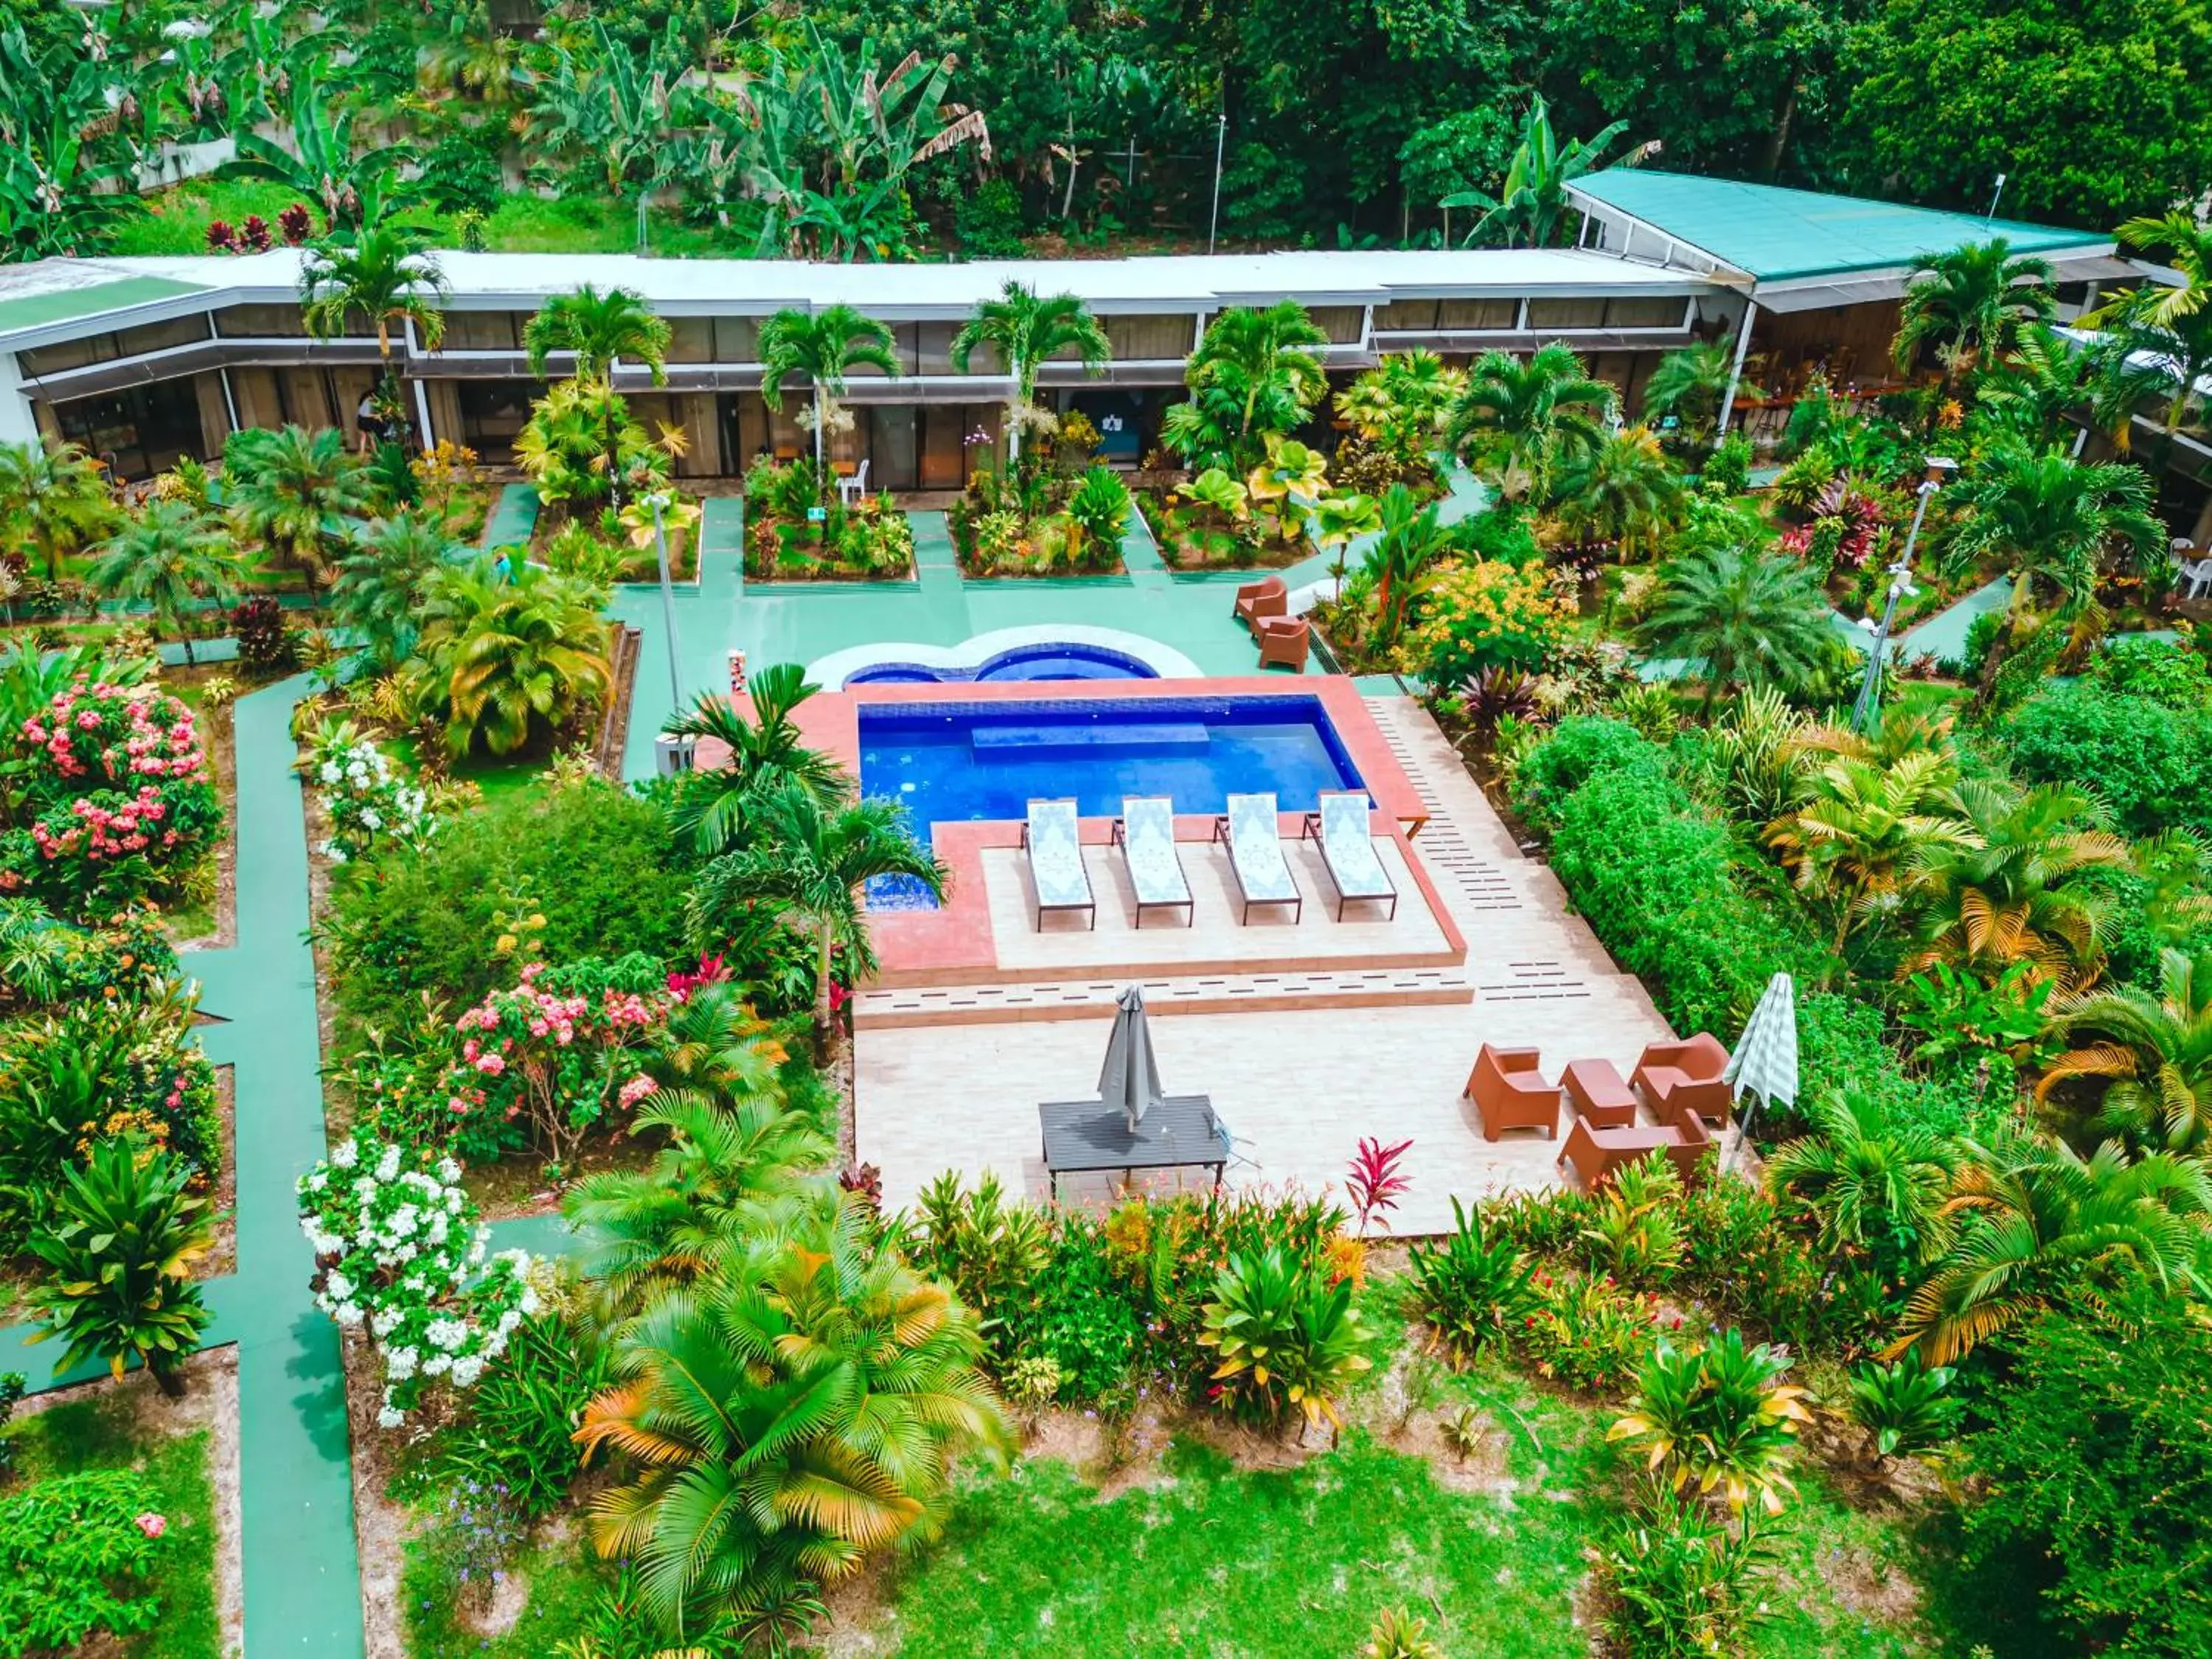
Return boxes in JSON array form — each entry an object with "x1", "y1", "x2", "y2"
[
  {"x1": 859, "y1": 695, "x2": 1367, "y2": 828},
  {"x1": 846, "y1": 642, "x2": 1159, "y2": 686}
]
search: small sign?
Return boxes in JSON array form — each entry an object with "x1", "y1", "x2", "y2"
[{"x1": 807, "y1": 506, "x2": 827, "y2": 523}]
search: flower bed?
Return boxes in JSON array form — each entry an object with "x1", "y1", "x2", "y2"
[
  {"x1": 0, "y1": 676, "x2": 222, "y2": 921},
  {"x1": 742, "y1": 459, "x2": 915, "y2": 580}
]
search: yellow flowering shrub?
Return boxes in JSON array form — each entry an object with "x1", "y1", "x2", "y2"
[{"x1": 1399, "y1": 558, "x2": 1574, "y2": 688}]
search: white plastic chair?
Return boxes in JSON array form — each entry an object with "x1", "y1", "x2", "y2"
[
  {"x1": 837, "y1": 456, "x2": 870, "y2": 507},
  {"x1": 2180, "y1": 554, "x2": 2212, "y2": 600}
]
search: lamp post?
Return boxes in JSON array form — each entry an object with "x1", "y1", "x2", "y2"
[
  {"x1": 1207, "y1": 110, "x2": 1227, "y2": 254},
  {"x1": 644, "y1": 490, "x2": 684, "y2": 708},
  {"x1": 1851, "y1": 457, "x2": 1956, "y2": 732}
]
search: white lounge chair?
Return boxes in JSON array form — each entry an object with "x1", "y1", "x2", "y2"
[
  {"x1": 1021, "y1": 798, "x2": 1095, "y2": 930},
  {"x1": 1303, "y1": 790, "x2": 1399, "y2": 920},
  {"x1": 1212, "y1": 793, "x2": 1301, "y2": 925},
  {"x1": 1113, "y1": 796, "x2": 1193, "y2": 928}
]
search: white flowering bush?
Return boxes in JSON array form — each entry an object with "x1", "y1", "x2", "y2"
[
  {"x1": 298, "y1": 1128, "x2": 537, "y2": 1427},
  {"x1": 299, "y1": 717, "x2": 433, "y2": 863}
]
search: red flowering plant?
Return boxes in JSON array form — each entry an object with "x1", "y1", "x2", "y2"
[
  {"x1": 0, "y1": 678, "x2": 221, "y2": 919},
  {"x1": 434, "y1": 954, "x2": 672, "y2": 1171}
]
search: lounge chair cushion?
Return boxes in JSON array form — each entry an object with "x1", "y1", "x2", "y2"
[
  {"x1": 1026, "y1": 800, "x2": 1092, "y2": 910},
  {"x1": 1120, "y1": 798, "x2": 1189, "y2": 904},
  {"x1": 1318, "y1": 791, "x2": 1393, "y2": 900},
  {"x1": 1225, "y1": 793, "x2": 1297, "y2": 902}
]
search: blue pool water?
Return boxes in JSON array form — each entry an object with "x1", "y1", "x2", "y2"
[
  {"x1": 860, "y1": 695, "x2": 1366, "y2": 830},
  {"x1": 847, "y1": 642, "x2": 1158, "y2": 686}
]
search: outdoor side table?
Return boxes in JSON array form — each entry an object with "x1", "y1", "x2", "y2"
[{"x1": 1562, "y1": 1059, "x2": 1639, "y2": 1129}]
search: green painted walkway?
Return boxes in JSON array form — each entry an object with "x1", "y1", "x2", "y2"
[
  {"x1": 481, "y1": 482, "x2": 541, "y2": 552},
  {"x1": 1, "y1": 675, "x2": 363, "y2": 1652}
]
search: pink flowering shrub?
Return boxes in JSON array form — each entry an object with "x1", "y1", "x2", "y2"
[
  {"x1": 0, "y1": 678, "x2": 221, "y2": 919},
  {"x1": 434, "y1": 955, "x2": 671, "y2": 1169}
]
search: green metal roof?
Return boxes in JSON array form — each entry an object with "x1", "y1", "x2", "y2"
[
  {"x1": 0, "y1": 274, "x2": 209, "y2": 338},
  {"x1": 1571, "y1": 170, "x2": 2110, "y2": 284}
]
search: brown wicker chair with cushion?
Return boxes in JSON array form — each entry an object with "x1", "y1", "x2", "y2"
[
  {"x1": 1234, "y1": 574, "x2": 1288, "y2": 634},
  {"x1": 1465, "y1": 1044, "x2": 1560, "y2": 1141},
  {"x1": 1557, "y1": 1108, "x2": 1711, "y2": 1189},
  {"x1": 1630, "y1": 1031, "x2": 1734, "y2": 1129},
  {"x1": 1256, "y1": 614, "x2": 1311, "y2": 672}
]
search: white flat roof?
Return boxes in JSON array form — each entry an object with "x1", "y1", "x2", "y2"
[{"x1": 0, "y1": 246, "x2": 1717, "y2": 338}]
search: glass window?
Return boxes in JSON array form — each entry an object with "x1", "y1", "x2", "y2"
[
  {"x1": 914, "y1": 322, "x2": 959, "y2": 375},
  {"x1": 1307, "y1": 306, "x2": 1364, "y2": 344},
  {"x1": 664, "y1": 317, "x2": 715, "y2": 363},
  {"x1": 51, "y1": 378, "x2": 209, "y2": 481},
  {"x1": 1526, "y1": 298, "x2": 1608, "y2": 330},
  {"x1": 712, "y1": 316, "x2": 760, "y2": 363},
  {"x1": 112, "y1": 315, "x2": 212, "y2": 358},
  {"x1": 1434, "y1": 297, "x2": 1518, "y2": 330},
  {"x1": 1101, "y1": 313, "x2": 1196, "y2": 361},
  {"x1": 1372, "y1": 299, "x2": 1439, "y2": 332},
  {"x1": 215, "y1": 303, "x2": 307, "y2": 338},
  {"x1": 440, "y1": 310, "x2": 520, "y2": 352},
  {"x1": 1604, "y1": 296, "x2": 1688, "y2": 329},
  {"x1": 17, "y1": 334, "x2": 116, "y2": 377}
]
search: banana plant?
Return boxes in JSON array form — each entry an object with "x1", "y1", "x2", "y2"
[
  {"x1": 226, "y1": 72, "x2": 420, "y2": 229},
  {"x1": 1442, "y1": 94, "x2": 1639, "y2": 250}
]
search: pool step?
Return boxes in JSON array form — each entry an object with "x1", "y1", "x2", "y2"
[
  {"x1": 969, "y1": 721, "x2": 1209, "y2": 756},
  {"x1": 853, "y1": 964, "x2": 1475, "y2": 1029}
]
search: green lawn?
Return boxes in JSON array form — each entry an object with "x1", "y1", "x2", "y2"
[
  {"x1": 111, "y1": 178, "x2": 769, "y2": 259},
  {"x1": 860, "y1": 1409, "x2": 1937, "y2": 1658},
  {"x1": 1, "y1": 1384, "x2": 226, "y2": 1659},
  {"x1": 402, "y1": 1525, "x2": 613, "y2": 1659}
]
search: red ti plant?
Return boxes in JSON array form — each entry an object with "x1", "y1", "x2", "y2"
[{"x1": 1346, "y1": 1136, "x2": 1413, "y2": 1237}]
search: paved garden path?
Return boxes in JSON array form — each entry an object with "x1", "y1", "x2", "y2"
[
  {"x1": 481, "y1": 481, "x2": 541, "y2": 551},
  {"x1": 0, "y1": 675, "x2": 365, "y2": 1655}
]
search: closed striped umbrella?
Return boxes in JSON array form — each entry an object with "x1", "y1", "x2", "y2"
[{"x1": 1722, "y1": 973, "x2": 1798, "y2": 1155}]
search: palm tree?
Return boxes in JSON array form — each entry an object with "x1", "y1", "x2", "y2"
[
  {"x1": 1903, "y1": 780, "x2": 2130, "y2": 987},
  {"x1": 1360, "y1": 483, "x2": 1453, "y2": 644},
  {"x1": 1173, "y1": 301, "x2": 1329, "y2": 468},
  {"x1": 524, "y1": 283, "x2": 672, "y2": 385},
  {"x1": 2039, "y1": 949, "x2": 2212, "y2": 1152},
  {"x1": 1765, "y1": 750, "x2": 1972, "y2": 952},
  {"x1": 84, "y1": 501, "x2": 242, "y2": 665},
  {"x1": 576, "y1": 1201, "x2": 1009, "y2": 1642},
  {"x1": 1553, "y1": 425, "x2": 1685, "y2": 559},
  {"x1": 757, "y1": 305, "x2": 900, "y2": 500},
  {"x1": 1638, "y1": 543, "x2": 1834, "y2": 714},
  {"x1": 687, "y1": 782, "x2": 945, "y2": 1057},
  {"x1": 330, "y1": 511, "x2": 456, "y2": 669},
  {"x1": 523, "y1": 285, "x2": 672, "y2": 509},
  {"x1": 1441, "y1": 95, "x2": 1634, "y2": 249},
  {"x1": 1766, "y1": 1088, "x2": 1958, "y2": 1272},
  {"x1": 409, "y1": 557, "x2": 613, "y2": 757},
  {"x1": 1891, "y1": 239, "x2": 2056, "y2": 392},
  {"x1": 2109, "y1": 211, "x2": 2212, "y2": 329},
  {"x1": 24, "y1": 1136, "x2": 218, "y2": 1399},
  {"x1": 567, "y1": 1084, "x2": 833, "y2": 1318},
  {"x1": 226, "y1": 425, "x2": 372, "y2": 582},
  {"x1": 1943, "y1": 443, "x2": 2163, "y2": 693},
  {"x1": 299, "y1": 227, "x2": 448, "y2": 407},
  {"x1": 0, "y1": 437, "x2": 115, "y2": 580},
  {"x1": 1444, "y1": 344, "x2": 1613, "y2": 504},
  {"x1": 661, "y1": 663, "x2": 851, "y2": 855},
  {"x1": 1335, "y1": 352, "x2": 1467, "y2": 458},
  {"x1": 1975, "y1": 324, "x2": 2167, "y2": 454},
  {"x1": 1641, "y1": 338, "x2": 1756, "y2": 441},
  {"x1": 1891, "y1": 1135, "x2": 2212, "y2": 1364},
  {"x1": 948, "y1": 282, "x2": 1110, "y2": 466}
]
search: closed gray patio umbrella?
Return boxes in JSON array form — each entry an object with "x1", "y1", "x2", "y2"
[{"x1": 1098, "y1": 984, "x2": 1166, "y2": 1133}]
